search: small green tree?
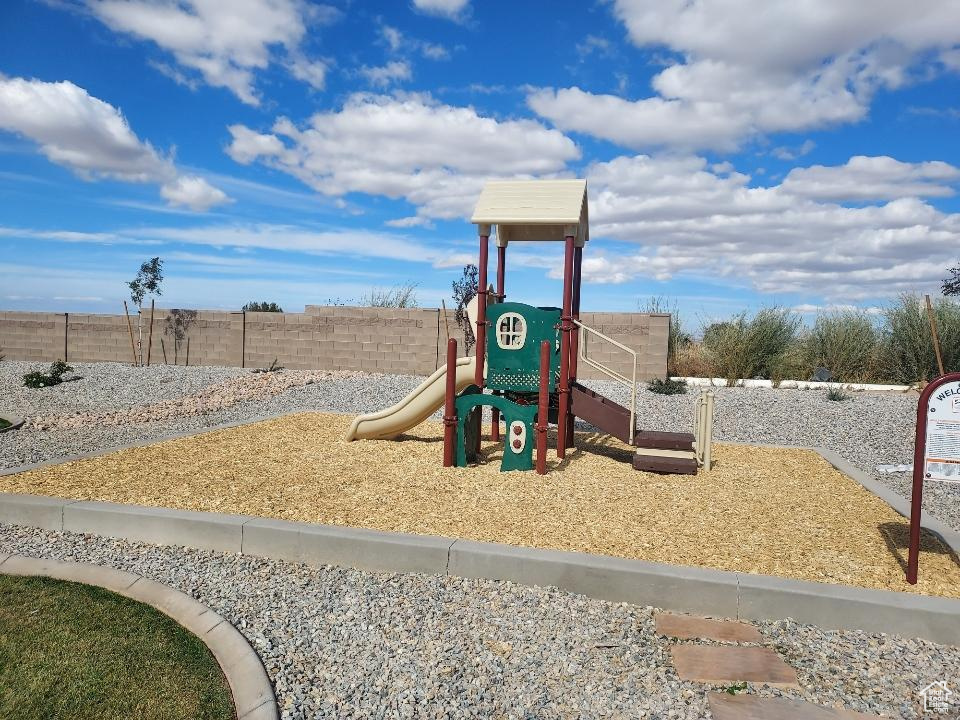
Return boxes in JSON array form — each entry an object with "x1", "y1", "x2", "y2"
[
  {"x1": 452, "y1": 264, "x2": 478, "y2": 353},
  {"x1": 128, "y1": 257, "x2": 164, "y2": 306},
  {"x1": 242, "y1": 301, "x2": 283, "y2": 312},
  {"x1": 128, "y1": 257, "x2": 164, "y2": 364},
  {"x1": 163, "y1": 309, "x2": 198, "y2": 365}
]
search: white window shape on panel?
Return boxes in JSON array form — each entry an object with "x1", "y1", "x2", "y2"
[{"x1": 496, "y1": 312, "x2": 527, "y2": 350}]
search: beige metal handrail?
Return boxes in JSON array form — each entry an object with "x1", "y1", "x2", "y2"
[
  {"x1": 693, "y1": 390, "x2": 715, "y2": 470},
  {"x1": 572, "y1": 319, "x2": 638, "y2": 445}
]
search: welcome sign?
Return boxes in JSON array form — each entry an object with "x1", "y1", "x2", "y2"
[
  {"x1": 924, "y1": 381, "x2": 960, "y2": 483},
  {"x1": 908, "y1": 373, "x2": 960, "y2": 584}
]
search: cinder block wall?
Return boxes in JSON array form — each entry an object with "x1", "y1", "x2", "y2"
[
  {"x1": 0, "y1": 307, "x2": 669, "y2": 380},
  {"x1": 0, "y1": 312, "x2": 65, "y2": 362}
]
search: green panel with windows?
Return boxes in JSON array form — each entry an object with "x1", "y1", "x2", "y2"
[{"x1": 486, "y1": 302, "x2": 562, "y2": 393}]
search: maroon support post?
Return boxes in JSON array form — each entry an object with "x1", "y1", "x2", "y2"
[
  {"x1": 536, "y1": 340, "x2": 550, "y2": 475},
  {"x1": 491, "y1": 244, "x2": 506, "y2": 442},
  {"x1": 442, "y1": 338, "x2": 458, "y2": 468},
  {"x1": 569, "y1": 245, "x2": 582, "y2": 380},
  {"x1": 556, "y1": 235, "x2": 576, "y2": 458},
  {"x1": 475, "y1": 234, "x2": 489, "y2": 390},
  {"x1": 907, "y1": 371, "x2": 960, "y2": 583},
  {"x1": 567, "y1": 245, "x2": 583, "y2": 447}
]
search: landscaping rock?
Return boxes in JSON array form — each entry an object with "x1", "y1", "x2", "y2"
[{"x1": 1, "y1": 523, "x2": 957, "y2": 720}]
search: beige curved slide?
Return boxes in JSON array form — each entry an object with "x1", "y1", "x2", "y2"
[{"x1": 344, "y1": 356, "x2": 478, "y2": 441}]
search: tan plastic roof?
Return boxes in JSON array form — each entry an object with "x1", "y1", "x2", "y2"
[{"x1": 471, "y1": 179, "x2": 589, "y2": 244}]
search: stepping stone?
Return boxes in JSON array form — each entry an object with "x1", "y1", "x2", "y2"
[
  {"x1": 708, "y1": 692, "x2": 880, "y2": 719},
  {"x1": 655, "y1": 612, "x2": 762, "y2": 643},
  {"x1": 671, "y1": 645, "x2": 799, "y2": 687}
]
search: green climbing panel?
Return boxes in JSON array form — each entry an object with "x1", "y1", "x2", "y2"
[
  {"x1": 455, "y1": 390, "x2": 539, "y2": 472},
  {"x1": 486, "y1": 302, "x2": 561, "y2": 393}
]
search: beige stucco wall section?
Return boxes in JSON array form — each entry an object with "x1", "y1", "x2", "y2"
[{"x1": 0, "y1": 307, "x2": 668, "y2": 380}]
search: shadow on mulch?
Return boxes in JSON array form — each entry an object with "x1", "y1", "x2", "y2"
[{"x1": 878, "y1": 521, "x2": 960, "y2": 574}]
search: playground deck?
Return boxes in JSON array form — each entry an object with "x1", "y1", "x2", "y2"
[{"x1": 2, "y1": 411, "x2": 957, "y2": 599}]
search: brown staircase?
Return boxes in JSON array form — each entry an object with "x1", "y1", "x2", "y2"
[{"x1": 570, "y1": 383, "x2": 698, "y2": 474}]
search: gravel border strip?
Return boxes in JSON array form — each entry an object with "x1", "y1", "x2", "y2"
[
  {"x1": 0, "y1": 552, "x2": 278, "y2": 720},
  {"x1": 2, "y1": 492, "x2": 959, "y2": 645}
]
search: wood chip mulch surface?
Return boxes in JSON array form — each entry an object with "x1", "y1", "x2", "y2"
[{"x1": 3, "y1": 412, "x2": 958, "y2": 598}]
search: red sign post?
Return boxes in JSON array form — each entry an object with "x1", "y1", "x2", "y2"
[{"x1": 907, "y1": 371, "x2": 960, "y2": 584}]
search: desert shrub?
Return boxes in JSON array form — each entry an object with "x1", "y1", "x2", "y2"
[
  {"x1": 671, "y1": 342, "x2": 713, "y2": 378},
  {"x1": 882, "y1": 294, "x2": 960, "y2": 384},
  {"x1": 23, "y1": 360, "x2": 73, "y2": 389},
  {"x1": 252, "y1": 358, "x2": 283, "y2": 374},
  {"x1": 242, "y1": 301, "x2": 283, "y2": 312},
  {"x1": 365, "y1": 283, "x2": 419, "y2": 308},
  {"x1": 647, "y1": 377, "x2": 688, "y2": 395},
  {"x1": 826, "y1": 387, "x2": 852, "y2": 401},
  {"x1": 769, "y1": 340, "x2": 813, "y2": 387},
  {"x1": 702, "y1": 308, "x2": 801, "y2": 384},
  {"x1": 642, "y1": 296, "x2": 692, "y2": 376},
  {"x1": 804, "y1": 309, "x2": 882, "y2": 383}
]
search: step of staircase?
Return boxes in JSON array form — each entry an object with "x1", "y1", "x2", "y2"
[
  {"x1": 633, "y1": 448, "x2": 698, "y2": 475},
  {"x1": 633, "y1": 430, "x2": 695, "y2": 451}
]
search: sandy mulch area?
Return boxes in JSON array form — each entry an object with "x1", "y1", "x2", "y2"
[{"x1": 2, "y1": 412, "x2": 958, "y2": 598}]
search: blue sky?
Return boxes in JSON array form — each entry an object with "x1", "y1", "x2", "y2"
[{"x1": 1, "y1": 0, "x2": 959, "y2": 327}]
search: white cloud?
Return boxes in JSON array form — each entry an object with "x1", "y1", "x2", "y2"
[
  {"x1": 132, "y1": 223, "x2": 437, "y2": 263},
  {"x1": 225, "y1": 92, "x2": 579, "y2": 221},
  {"x1": 0, "y1": 76, "x2": 230, "y2": 211},
  {"x1": 287, "y1": 55, "x2": 328, "y2": 91},
  {"x1": 359, "y1": 61, "x2": 412, "y2": 88},
  {"x1": 780, "y1": 156, "x2": 960, "y2": 201},
  {"x1": 380, "y1": 23, "x2": 451, "y2": 60},
  {"x1": 771, "y1": 139, "x2": 816, "y2": 162},
  {"x1": 160, "y1": 176, "x2": 232, "y2": 211},
  {"x1": 85, "y1": 0, "x2": 335, "y2": 104},
  {"x1": 581, "y1": 153, "x2": 960, "y2": 300},
  {"x1": 421, "y1": 42, "x2": 450, "y2": 61},
  {"x1": 0, "y1": 75, "x2": 170, "y2": 181},
  {"x1": 412, "y1": 0, "x2": 469, "y2": 21},
  {"x1": 0, "y1": 221, "x2": 440, "y2": 264},
  {"x1": 529, "y1": 1, "x2": 960, "y2": 150}
]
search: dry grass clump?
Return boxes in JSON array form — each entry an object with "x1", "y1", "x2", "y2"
[{"x1": 3, "y1": 412, "x2": 958, "y2": 598}]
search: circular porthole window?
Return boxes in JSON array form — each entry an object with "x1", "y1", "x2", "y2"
[{"x1": 496, "y1": 312, "x2": 527, "y2": 350}]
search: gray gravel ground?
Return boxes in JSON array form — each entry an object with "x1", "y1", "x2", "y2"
[
  {"x1": 2, "y1": 523, "x2": 956, "y2": 720},
  {"x1": 1, "y1": 361, "x2": 955, "y2": 532}
]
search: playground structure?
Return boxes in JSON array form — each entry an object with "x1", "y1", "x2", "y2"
[{"x1": 347, "y1": 179, "x2": 713, "y2": 474}]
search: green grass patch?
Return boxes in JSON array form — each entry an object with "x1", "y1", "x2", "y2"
[{"x1": 0, "y1": 574, "x2": 235, "y2": 720}]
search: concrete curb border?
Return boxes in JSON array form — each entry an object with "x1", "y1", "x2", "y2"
[
  {"x1": 0, "y1": 553, "x2": 278, "y2": 720},
  {"x1": 1, "y1": 421, "x2": 959, "y2": 645},
  {"x1": 1, "y1": 490, "x2": 959, "y2": 645}
]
